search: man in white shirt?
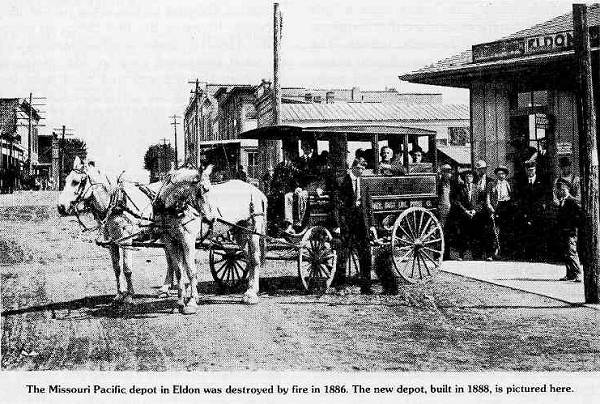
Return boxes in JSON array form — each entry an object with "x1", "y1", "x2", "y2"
[{"x1": 487, "y1": 165, "x2": 513, "y2": 258}]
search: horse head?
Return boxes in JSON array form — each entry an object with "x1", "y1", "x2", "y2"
[
  {"x1": 154, "y1": 165, "x2": 213, "y2": 213},
  {"x1": 57, "y1": 156, "x2": 112, "y2": 217}
]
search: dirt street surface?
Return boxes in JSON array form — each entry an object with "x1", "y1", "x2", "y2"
[{"x1": 2, "y1": 191, "x2": 599, "y2": 371}]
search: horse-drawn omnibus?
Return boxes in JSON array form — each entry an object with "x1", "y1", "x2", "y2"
[
  {"x1": 213, "y1": 123, "x2": 446, "y2": 290},
  {"x1": 59, "y1": 124, "x2": 445, "y2": 311}
]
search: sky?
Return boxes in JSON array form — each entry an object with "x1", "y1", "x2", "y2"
[{"x1": 0, "y1": 0, "x2": 586, "y2": 181}]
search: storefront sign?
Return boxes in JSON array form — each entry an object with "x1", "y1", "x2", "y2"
[
  {"x1": 557, "y1": 141, "x2": 572, "y2": 155},
  {"x1": 472, "y1": 26, "x2": 599, "y2": 62}
]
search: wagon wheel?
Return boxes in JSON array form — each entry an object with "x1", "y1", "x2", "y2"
[
  {"x1": 209, "y1": 246, "x2": 249, "y2": 291},
  {"x1": 298, "y1": 226, "x2": 337, "y2": 292},
  {"x1": 391, "y1": 207, "x2": 444, "y2": 283}
]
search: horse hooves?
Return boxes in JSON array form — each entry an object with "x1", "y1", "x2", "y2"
[
  {"x1": 113, "y1": 293, "x2": 124, "y2": 303},
  {"x1": 157, "y1": 292, "x2": 169, "y2": 299},
  {"x1": 181, "y1": 304, "x2": 198, "y2": 315},
  {"x1": 123, "y1": 294, "x2": 134, "y2": 304},
  {"x1": 242, "y1": 293, "x2": 259, "y2": 305}
]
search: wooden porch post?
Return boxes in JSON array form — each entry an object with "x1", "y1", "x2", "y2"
[{"x1": 573, "y1": 3, "x2": 600, "y2": 304}]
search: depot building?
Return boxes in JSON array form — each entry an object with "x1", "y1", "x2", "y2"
[{"x1": 399, "y1": 4, "x2": 600, "y2": 181}]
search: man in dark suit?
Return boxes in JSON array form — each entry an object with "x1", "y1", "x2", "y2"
[
  {"x1": 555, "y1": 178, "x2": 583, "y2": 282},
  {"x1": 452, "y1": 169, "x2": 478, "y2": 260},
  {"x1": 517, "y1": 162, "x2": 548, "y2": 260},
  {"x1": 473, "y1": 160, "x2": 496, "y2": 260},
  {"x1": 271, "y1": 149, "x2": 300, "y2": 232},
  {"x1": 294, "y1": 139, "x2": 320, "y2": 187},
  {"x1": 332, "y1": 157, "x2": 373, "y2": 293}
]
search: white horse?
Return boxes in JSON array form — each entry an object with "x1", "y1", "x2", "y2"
[
  {"x1": 57, "y1": 157, "x2": 169, "y2": 303},
  {"x1": 154, "y1": 165, "x2": 267, "y2": 314}
]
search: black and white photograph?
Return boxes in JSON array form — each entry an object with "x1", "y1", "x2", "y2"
[{"x1": 1, "y1": 0, "x2": 599, "y2": 402}]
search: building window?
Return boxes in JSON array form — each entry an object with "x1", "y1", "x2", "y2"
[
  {"x1": 517, "y1": 90, "x2": 548, "y2": 109},
  {"x1": 436, "y1": 138, "x2": 448, "y2": 146},
  {"x1": 448, "y1": 127, "x2": 470, "y2": 146},
  {"x1": 247, "y1": 151, "x2": 259, "y2": 179}
]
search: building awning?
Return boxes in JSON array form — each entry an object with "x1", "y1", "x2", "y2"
[
  {"x1": 437, "y1": 145, "x2": 472, "y2": 166},
  {"x1": 198, "y1": 139, "x2": 258, "y2": 148}
]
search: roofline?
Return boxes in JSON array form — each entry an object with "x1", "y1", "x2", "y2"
[
  {"x1": 398, "y1": 49, "x2": 579, "y2": 87},
  {"x1": 240, "y1": 124, "x2": 437, "y2": 142}
]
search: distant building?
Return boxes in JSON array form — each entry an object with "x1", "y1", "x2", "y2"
[
  {"x1": 281, "y1": 86, "x2": 442, "y2": 104},
  {"x1": 0, "y1": 98, "x2": 42, "y2": 192},
  {"x1": 183, "y1": 80, "x2": 461, "y2": 181}
]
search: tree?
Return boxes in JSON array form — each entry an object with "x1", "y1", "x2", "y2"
[
  {"x1": 63, "y1": 138, "x2": 87, "y2": 174},
  {"x1": 143, "y1": 143, "x2": 175, "y2": 181}
]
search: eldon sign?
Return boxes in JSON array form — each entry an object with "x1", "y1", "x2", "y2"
[{"x1": 472, "y1": 26, "x2": 600, "y2": 62}]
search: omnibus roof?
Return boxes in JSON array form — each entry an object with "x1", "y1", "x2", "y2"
[{"x1": 239, "y1": 124, "x2": 436, "y2": 142}]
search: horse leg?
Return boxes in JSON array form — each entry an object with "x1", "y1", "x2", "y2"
[
  {"x1": 157, "y1": 248, "x2": 175, "y2": 298},
  {"x1": 164, "y1": 237, "x2": 185, "y2": 309},
  {"x1": 242, "y1": 233, "x2": 260, "y2": 305},
  {"x1": 110, "y1": 245, "x2": 124, "y2": 302},
  {"x1": 181, "y1": 233, "x2": 199, "y2": 314},
  {"x1": 121, "y1": 248, "x2": 134, "y2": 304}
]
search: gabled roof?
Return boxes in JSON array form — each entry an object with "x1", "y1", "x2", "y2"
[
  {"x1": 399, "y1": 4, "x2": 600, "y2": 86},
  {"x1": 281, "y1": 103, "x2": 469, "y2": 122},
  {"x1": 437, "y1": 145, "x2": 472, "y2": 165}
]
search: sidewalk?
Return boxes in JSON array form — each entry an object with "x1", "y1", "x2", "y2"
[{"x1": 441, "y1": 259, "x2": 599, "y2": 308}]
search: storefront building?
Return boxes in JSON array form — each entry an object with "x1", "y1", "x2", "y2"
[{"x1": 399, "y1": 5, "x2": 600, "y2": 182}]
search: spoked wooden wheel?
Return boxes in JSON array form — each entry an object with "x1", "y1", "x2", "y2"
[
  {"x1": 298, "y1": 226, "x2": 337, "y2": 292},
  {"x1": 209, "y1": 246, "x2": 249, "y2": 290},
  {"x1": 391, "y1": 207, "x2": 444, "y2": 283}
]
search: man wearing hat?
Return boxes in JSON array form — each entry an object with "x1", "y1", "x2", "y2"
[
  {"x1": 332, "y1": 157, "x2": 373, "y2": 293},
  {"x1": 437, "y1": 164, "x2": 456, "y2": 259},
  {"x1": 473, "y1": 159, "x2": 496, "y2": 260},
  {"x1": 517, "y1": 161, "x2": 548, "y2": 260},
  {"x1": 452, "y1": 169, "x2": 478, "y2": 259},
  {"x1": 487, "y1": 165, "x2": 513, "y2": 258},
  {"x1": 554, "y1": 178, "x2": 583, "y2": 282},
  {"x1": 408, "y1": 146, "x2": 432, "y2": 173},
  {"x1": 553, "y1": 156, "x2": 580, "y2": 204}
]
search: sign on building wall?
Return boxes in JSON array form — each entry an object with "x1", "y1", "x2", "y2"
[
  {"x1": 472, "y1": 26, "x2": 600, "y2": 62},
  {"x1": 557, "y1": 141, "x2": 572, "y2": 155}
]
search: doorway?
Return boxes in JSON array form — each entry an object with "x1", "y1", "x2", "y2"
[{"x1": 509, "y1": 113, "x2": 552, "y2": 184}]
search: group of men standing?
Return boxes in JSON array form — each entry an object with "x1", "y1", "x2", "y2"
[{"x1": 439, "y1": 156, "x2": 583, "y2": 282}]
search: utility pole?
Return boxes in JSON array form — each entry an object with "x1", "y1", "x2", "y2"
[
  {"x1": 573, "y1": 3, "x2": 600, "y2": 304},
  {"x1": 170, "y1": 114, "x2": 181, "y2": 168},
  {"x1": 273, "y1": 2, "x2": 282, "y2": 126},
  {"x1": 52, "y1": 125, "x2": 74, "y2": 190},
  {"x1": 259, "y1": 2, "x2": 284, "y2": 187}
]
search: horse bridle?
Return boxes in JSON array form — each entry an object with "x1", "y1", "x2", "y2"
[{"x1": 70, "y1": 168, "x2": 112, "y2": 231}]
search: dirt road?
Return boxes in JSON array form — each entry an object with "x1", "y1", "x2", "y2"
[{"x1": 2, "y1": 192, "x2": 599, "y2": 371}]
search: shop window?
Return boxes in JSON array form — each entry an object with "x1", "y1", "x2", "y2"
[
  {"x1": 247, "y1": 151, "x2": 259, "y2": 179},
  {"x1": 529, "y1": 113, "x2": 548, "y2": 152},
  {"x1": 517, "y1": 90, "x2": 548, "y2": 109},
  {"x1": 448, "y1": 127, "x2": 470, "y2": 146},
  {"x1": 436, "y1": 138, "x2": 448, "y2": 146}
]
